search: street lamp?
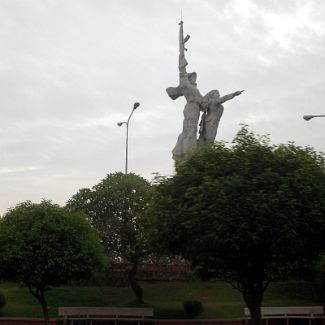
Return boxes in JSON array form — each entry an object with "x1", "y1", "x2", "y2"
[
  {"x1": 117, "y1": 102, "x2": 140, "y2": 174},
  {"x1": 303, "y1": 114, "x2": 325, "y2": 121}
]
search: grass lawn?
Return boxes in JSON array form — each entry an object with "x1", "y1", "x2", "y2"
[{"x1": 0, "y1": 280, "x2": 320, "y2": 319}]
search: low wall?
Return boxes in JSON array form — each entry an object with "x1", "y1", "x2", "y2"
[
  {"x1": 84, "y1": 263, "x2": 192, "y2": 286},
  {"x1": 0, "y1": 318, "x2": 243, "y2": 325},
  {"x1": 155, "y1": 319, "x2": 244, "y2": 325},
  {"x1": 0, "y1": 318, "x2": 62, "y2": 325},
  {"x1": 2, "y1": 318, "x2": 324, "y2": 325}
]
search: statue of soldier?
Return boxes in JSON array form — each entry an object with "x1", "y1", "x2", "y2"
[{"x1": 166, "y1": 21, "x2": 243, "y2": 163}]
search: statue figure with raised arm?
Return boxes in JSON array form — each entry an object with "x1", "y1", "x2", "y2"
[
  {"x1": 198, "y1": 89, "x2": 244, "y2": 144},
  {"x1": 166, "y1": 20, "x2": 203, "y2": 162},
  {"x1": 166, "y1": 21, "x2": 244, "y2": 163}
]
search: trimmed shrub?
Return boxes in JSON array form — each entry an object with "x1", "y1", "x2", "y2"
[{"x1": 183, "y1": 300, "x2": 203, "y2": 318}]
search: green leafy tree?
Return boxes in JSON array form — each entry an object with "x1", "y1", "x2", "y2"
[
  {"x1": 67, "y1": 172, "x2": 151, "y2": 303},
  {"x1": 0, "y1": 200, "x2": 107, "y2": 324},
  {"x1": 147, "y1": 126, "x2": 325, "y2": 325}
]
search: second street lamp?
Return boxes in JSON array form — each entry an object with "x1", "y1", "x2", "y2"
[
  {"x1": 303, "y1": 114, "x2": 325, "y2": 121},
  {"x1": 117, "y1": 102, "x2": 140, "y2": 174}
]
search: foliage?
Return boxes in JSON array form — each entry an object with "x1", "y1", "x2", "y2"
[
  {"x1": 183, "y1": 300, "x2": 203, "y2": 318},
  {"x1": 67, "y1": 172, "x2": 152, "y2": 302},
  {"x1": 147, "y1": 126, "x2": 325, "y2": 325},
  {"x1": 0, "y1": 200, "x2": 107, "y2": 323}
]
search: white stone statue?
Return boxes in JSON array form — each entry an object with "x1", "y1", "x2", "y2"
[
  {"x1": 166, "y1": 21, "x2": 243, "y2": 163},
  {"x1": 198, "y1": 89, "x2": 244, "y2": 144}
]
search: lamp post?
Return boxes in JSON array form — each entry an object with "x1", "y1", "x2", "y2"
[
  {"x1": 303, "y1": 114, "x2": 325, "y2": 121},
  {"x1": 117, "y1": 102, "x2": 140, "y2": 174}
]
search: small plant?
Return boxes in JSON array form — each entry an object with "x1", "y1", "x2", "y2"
[
  {"x1": 0, "y1": 291, "x2": 6, "y2": 310},
  {"x1": 183, "y1": 300, "x2": 203, "y2": 318}
]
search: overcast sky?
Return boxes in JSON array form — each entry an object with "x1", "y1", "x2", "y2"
[{"x1": 1, "y1": 0, "x2": 324, "y2": 215}]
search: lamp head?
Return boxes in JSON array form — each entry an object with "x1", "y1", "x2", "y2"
[
  {"x1": 303, "y1": 115, "x2": 314, "y2": 121},
  {"x1": 117, "y1": 122, "x2": 124, "y2": 126},
  {"x1": 133, "y1": 102, "x2": 140, "y2": 110}
]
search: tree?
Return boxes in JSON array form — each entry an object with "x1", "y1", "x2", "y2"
[
  {"x1": 67, "y1": 172, "x2": 152, "y2": 303},
  {"x1": 0, "y1": 200, "x2": 107, "y2": 324},
  {"x1": 147, "y1": 126, "x2": 325, "y2": 325}
]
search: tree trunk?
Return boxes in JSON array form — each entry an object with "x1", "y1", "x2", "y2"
[
  {"x1": 242, "y1": 283, "x2": 264, "y2": 325},
  {"x1": 128, "y1": 261, "x2": 143, "y2": 303},
  {"x1": 246, "y1": 301, "x2": 262, "y2": 325},
  {"x1": 39, "y1": 291, "x2": 50, "y2": 325},
  {"x1": 27, "y1": 284, "x2": 49, "y2": 325}
]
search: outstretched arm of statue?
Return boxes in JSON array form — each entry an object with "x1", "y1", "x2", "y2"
[{"x1": 218, "y1": 90, "x2": 244, "y2": 104}]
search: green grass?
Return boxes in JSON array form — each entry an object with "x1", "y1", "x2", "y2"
[{"x1": 0, "y1": 281, "x2": 320, "y2": 319}]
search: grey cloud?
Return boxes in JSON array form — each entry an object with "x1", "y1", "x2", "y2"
[{"x1": 0, "y1": 0, "x2": 324, "y2": 214}]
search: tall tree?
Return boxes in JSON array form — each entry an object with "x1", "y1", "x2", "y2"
[
  {"x1": 147, "y1": 126, "x2": 325, "y2": 325},
  {"x1": 67, "y1": 172, "x2": 151, "y2": 303},
  {"x1": 0, "y1": 200, "x2": 107, "y2": 324}
]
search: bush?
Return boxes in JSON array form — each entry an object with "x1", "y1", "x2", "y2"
[
  {"x1": 183, "y1": 300, "x2": 203, "y2": 318},
  {"x1": 0, "y1": 291, "x2": 6, "y2": 309}
]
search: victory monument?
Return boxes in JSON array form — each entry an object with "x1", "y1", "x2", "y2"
[{"x1": 166, "y1": 21, "x2": 244, "y2": 163}]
